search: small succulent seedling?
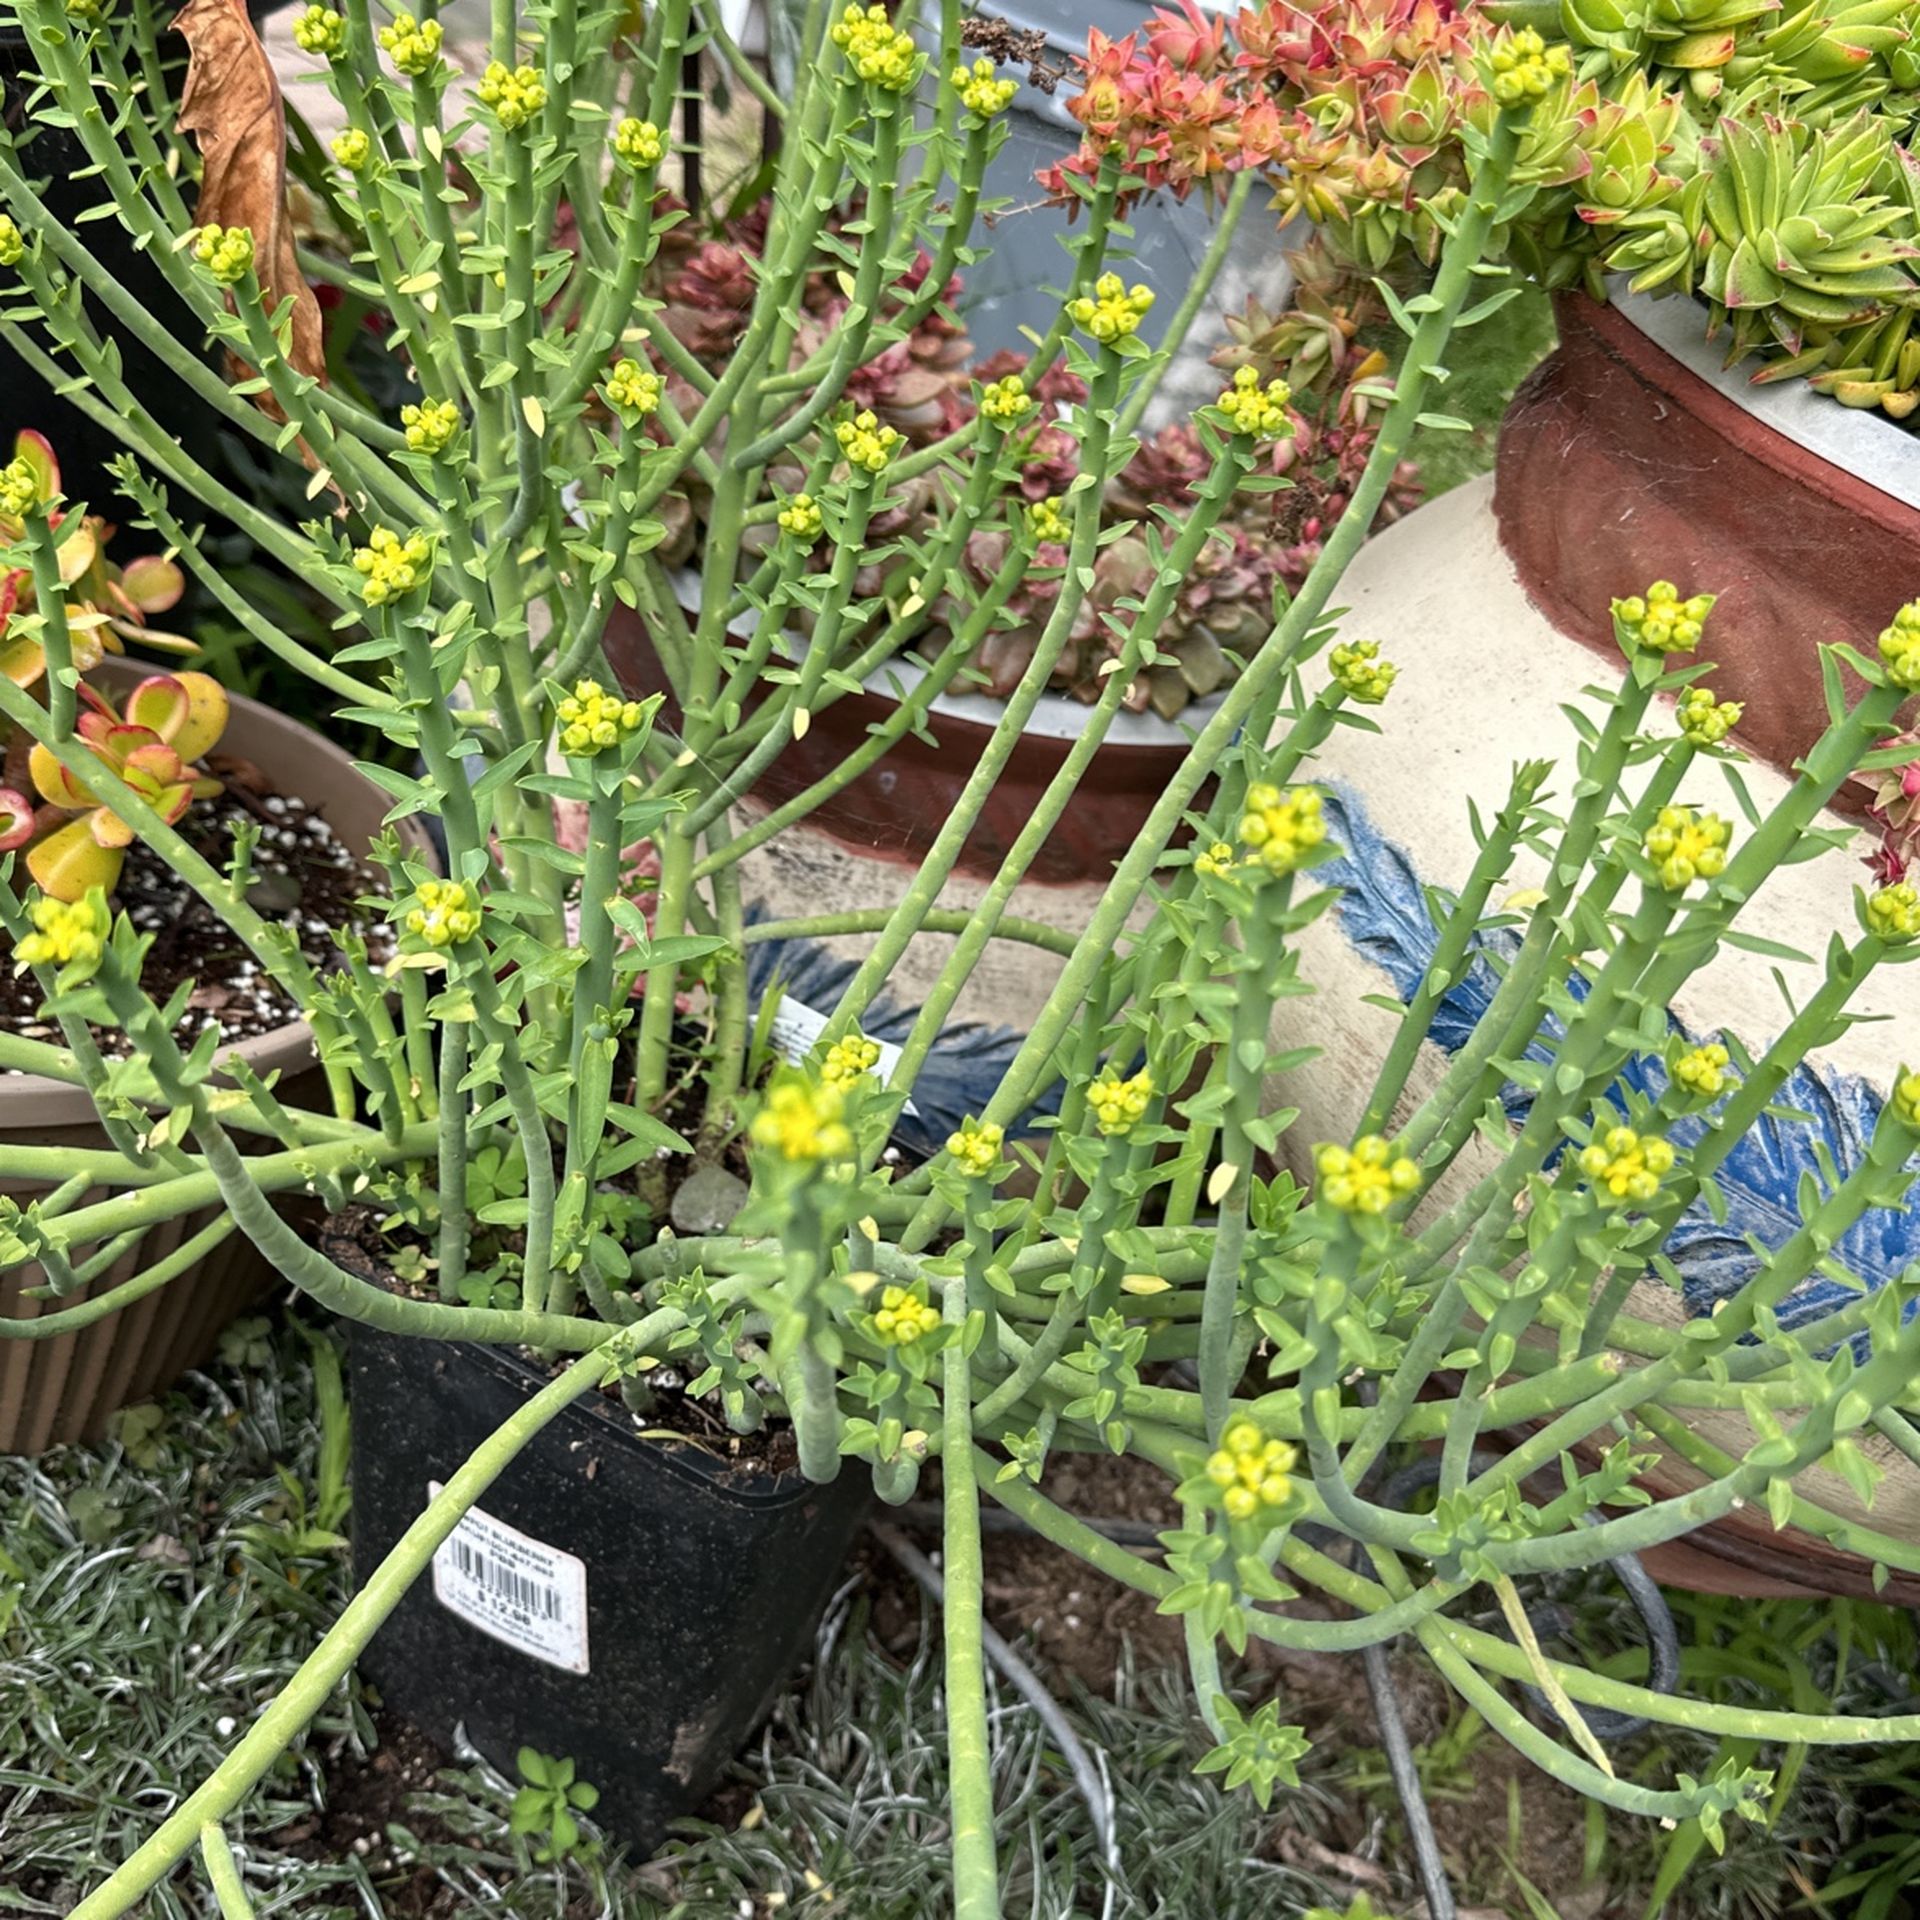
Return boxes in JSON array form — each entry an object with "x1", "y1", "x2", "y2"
[{"x1": 509, "y1": 1749, "x2": 600, "y2": 1864}]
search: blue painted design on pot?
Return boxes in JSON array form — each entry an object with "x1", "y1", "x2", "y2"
[{"x1": 1313, "y1": 784, "x2": 1920, "y2": 1330}]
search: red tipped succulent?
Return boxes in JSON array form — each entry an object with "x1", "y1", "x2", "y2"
[
  {"x1": 25, "y1": 670, "x2": 230, "y2": 900},
  {"x1": 0, "y1": 431, "x2": 190, "y2": 694}
]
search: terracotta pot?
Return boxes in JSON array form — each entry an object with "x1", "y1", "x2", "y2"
[
  {"x1": 0, "y1": 661, "x2": 424, "y2": 1453},
  {"x1": 1495, "y1": 290, "x2": 1920, "y2": 787},
  {"x1": 605, "y1": 603, "x2": 1211, "y2": 1083},
  {"x1": 1262, "y1": 291, "x2": 1920, "y2": 1601},
  {"x1": 607, "y1": 605, "x2": 1213, "y2": 885}
]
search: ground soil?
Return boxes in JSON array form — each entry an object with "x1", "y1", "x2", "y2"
[{"x1": 0, "y1": 758, "x2": 393, "y2": 1060}]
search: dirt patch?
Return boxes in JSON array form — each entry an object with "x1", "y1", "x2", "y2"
[{"x1": 275, "y1": 1718, "x2": 465, "y2": 1920}]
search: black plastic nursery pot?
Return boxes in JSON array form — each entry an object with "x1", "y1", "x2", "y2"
[{"x1": 349, "y1": 1324, "x2": 873, "y2": 1851}]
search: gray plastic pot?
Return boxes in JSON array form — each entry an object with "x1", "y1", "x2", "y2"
[
  {"x1": 0, "y1": 660, "x2": 423, "y2": 1453},
  {"x1": 763, "y1": 0, "x2": 1298, "y2": 404}
]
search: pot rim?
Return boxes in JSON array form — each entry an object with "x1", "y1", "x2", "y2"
[
  {"x1": 1607, "y1": 279, "x2": 1920, "y2": 515},
  {"x1": 0, "y1": 656, "x2": 415, "y2": 1129},
  {"x1": 674, "y1": 567, "x2": 1226, "y2": 748},
  {"x1": 879, "y1": 653, "x2": 1227, "y2": 745}
]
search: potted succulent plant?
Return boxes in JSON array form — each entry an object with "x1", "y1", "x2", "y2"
[
  {"x1": 14, "y1": 1, "x2": 1920, "y2": 1913},
  {"x1": 0, "y1": 433, "x2": 417, "y2": 1452}
]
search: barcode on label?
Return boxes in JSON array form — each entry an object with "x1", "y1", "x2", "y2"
[
  {"x1": 428, "y1": 1483, "x2": 590, "y2": 1674},
  {"x1": 451, "y1": 1536, "x2": 562, "y2": 1621}
]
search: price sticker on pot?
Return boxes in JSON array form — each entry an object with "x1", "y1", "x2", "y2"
[
  {"x1": 766, "y1": 996, "x2": 918, "y2": 1115},
  {"x1": 427, "y1": 1483, "x2": 590, "y2": 1675}
]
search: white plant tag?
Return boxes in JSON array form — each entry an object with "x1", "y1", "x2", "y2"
[
  {"x1": 427, "y1": 1483, "x2": 590, "y2": 1674},
  {"x1": 767, "y1": 995, "x2": 918, "y2": 1116}
]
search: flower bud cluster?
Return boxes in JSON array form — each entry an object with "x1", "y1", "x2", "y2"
[
  {"x1": 352, "y1": 526, "x2": 434, "y2": 605},
  {"x1": 835, "y1": 410, "x2": 902, "y2": 473},
  {"x1": 16, "y1": 892, "x2": 109, "y2": 973},
  {"x1": 407, "y1": 879, "x2": 482, "y2": 949},
  {"x1": 193, "y1": 224, "x2": 255, "y2": 287},
  {"x1": 1579, "y1": 1124, "x2": 1675, "y2": 1205},
  {"x1": 1238, "y1": 783, "x2": 1327, "y2": 874},
  {"x1": 1329, "y1": 639, "x2": 1397, "y2": 705},
  {"x1": 951, "y1": 56, "x2": 1017, "y2": 115},
  {"x1": 946, "y1": 1117, "x2": 1005, "y2": 1177},
  {"x1": 1087, "y1": 1066, "x2": 1154, "y2": 1136},
  {"x1": 1068, "y1": 273, "x2": 1154, "y2": 343},
  {"x1": 1215, "y1": 365, "x2": 1293, "y2": 439},
  {"x1": 871, "y1": 1284, "x2": 941, "y2": 1344},
  {"x1": 478, "y1": 60, "x2": 548, "y2": 130},
  {"x1": 556, "y1": 679, "x2": 647, "y2": 755},
  {"x1": 1644, "y1": 804, "x2": 1730, "y2": 891},
  {"x1": 1675, "y1": 686, "x2": 1741, "y2": 745},
  {"x1": 1614, "y1": 580, "x2": 1715, "y2": 655},
  {"x1": 750, "y1": 1079, "x2": 853, "y2": 1162},
  {"x1": 1315, "y1": 1134, "x2": 1418, "y2": 1214},
  {"x1": 830, "y1": 3, "x2": 919, "y2": 90},
  {"x1": 821, "y1": 1033, "x2": 882, "y2": 1090}
]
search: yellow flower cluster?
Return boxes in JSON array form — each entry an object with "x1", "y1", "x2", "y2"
[
  {"x1": 1879, "y1": 602, "x2": 1920, "y2": 691},
  {"x1": 821, "y1": 1032, "x2": 882, "y2": 1090},
  {"x1": 1026, "y1": 496, "x2": 1070, "y2": 544},
  {"x1": 749, "y1": 1079, "x2": 853, "y2": 1162},
  {"x1": 0, "y1": 455, "x2": 40, "y2": 519},
  {"x1": 332, "y1": 127, "x2": 373, "y2": 172},
  {"x1": 1675, "y1": 686, "x2": 1742, "y2": 745},
  {"x1": 1613, "y1": 580, "x2": 1715, "y2": 655},
  {"x1": 1578, "y1": 1124, "x2": 1675, "y2": 1205},
  {"x1": 613, "y1": 117, "x2": 666, "y2": 167},
  {"x1": 15, "y1": 892, "x2": 109, "y2": 972},
  {"x1": 1867, "y1": 880, "x2": 1920, "y2": 942},
  {"x1": 1673, "y1": 1041, "x2": 1731, "y2": 1098},
  {"x1": 979, "y1": 373, "x2": 1034, "y2": 426},
  {"x1": 556, "y1": 679, "x2": 647, "y2": 755},
  {"x1": 0, "y1": 216, "x2": 22, "y2": 268},
  {"x1": 406, "y1": 878, "x2": 482, "y2": 949},
  {"x1": 1194, "y1": 840, "x2": 1238, "y2": 879},
  {"x1": 352, "y1": 526, "x2": 434, "y2": 605},
  {"x1": 1087, "y1": 1066, "x2": 1154, "y2": 1137},
  {"x1": 1238, "y1": 783, "x2": 1327, "y2": 875},
  {"x1": 945, "y1": 1117, "x2": 1004, "y2": 1177},
  {"x1": 400, "y1": 397, "x2": 460, "y2": 456},
  {"x1": 1329, "y1": 639, "x2": 1398, "y2": 706},
  {"x1": 830, "y1": 3, "x2": 919, "y2": 89},
  {"x1": 1315, "y1": 1134, "x2": 1419, "y2": 1214},
  {"x1": 1893, "y1": 1070, "x2": 1920, "y2": 1130},
  {"x1": 379, "y1": 10, "x2": 442, "y2": 76},
  {"x1": 1203, "y1": 1422, "x2": 1297, "y2": 1522},
  {"x1": 835, "y1": 409, "x2": 901, "y2": 474},
  {"x1": 1068, "y1": 273, "x2": 1154, "y2": 343},
  {"x1": 193, "y1": 224, "x2": 255, "y2": 287},
  {"x1": 603, "y1": 358, "x2": 663, "y2": 418},
  {"x1": 871, "y1": 1284, "x2": 941, "y2": 1345},
  {"x1": 777, "y1": 492, "x2": 824, "y2": 543},
  {"x1": 291, "y1": 2, "x2": 345, "y2": 56},
  {"x1": 1215, "y1": 365, "x2": 1293, "y2": 439},
  {"x1": 478, "y1": 60, "x2": 547, "y2": 130},
  {"x1": 950, "y1": 56, "x2": 1017, "y2": 115},
  {"x1": 1643, "y1": 804, "x2": 1731, "y2": 891},
  {"x1": 1485, "y1": 25, "x2": 1571, "y2": 105}
]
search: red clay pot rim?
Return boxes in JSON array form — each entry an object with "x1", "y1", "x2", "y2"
[
  {"x1": 1606, "y1": 281, "x2": 1920, "y2": 516},
  {"x1": 1, "y1": 658, "x2": 419, "y2": 1129},
  {"x1": 672, "y1": 568, "x2": 1228, "y2": 750}
]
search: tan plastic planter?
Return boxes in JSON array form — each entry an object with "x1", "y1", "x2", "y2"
[{"x1": 0, "y1": 662, "x2": 420, "y2": 1453}]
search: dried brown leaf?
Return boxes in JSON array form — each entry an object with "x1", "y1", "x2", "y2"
[{"x1": 174, "y1": 0, "x2": 326, "y2": 407}]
